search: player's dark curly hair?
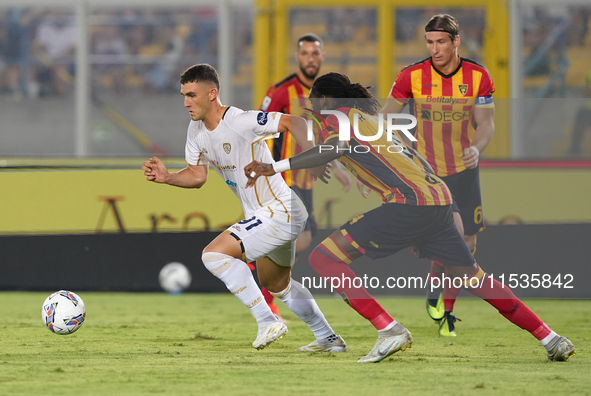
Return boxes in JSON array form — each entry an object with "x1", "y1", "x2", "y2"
[
  {"x1": 310, "y1": 72, "x2": 380, "y2": 115},
  {"x1": 180, "y1": 63, "x2": 220, "y2": 90}
]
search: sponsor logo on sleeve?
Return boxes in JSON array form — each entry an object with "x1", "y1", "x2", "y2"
[{"x1": 257, "y1": 112, "x2": 269, "y2": 125}]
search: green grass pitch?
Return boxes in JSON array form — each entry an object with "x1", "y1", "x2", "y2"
[{"x1": 2, "y1": 292, "x2": 590, "y2": 395}]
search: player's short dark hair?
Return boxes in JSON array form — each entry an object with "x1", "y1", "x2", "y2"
[
  {"x1": 425, "y1": 14, "x2": 460, "y2": 41},
  {"x1": 297, "y1": 33, "x2": 323, "y2": 48},
  {"x1": 180, "y1": 64, "x2": 220, "y2": 90},
  {"x1": 310, "y1": 72, "x2": 380, "y2": 115}
]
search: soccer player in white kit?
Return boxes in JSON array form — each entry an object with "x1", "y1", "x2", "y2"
[{"x1": 142, "y1": 64, "x2": 346, "y2": 352}]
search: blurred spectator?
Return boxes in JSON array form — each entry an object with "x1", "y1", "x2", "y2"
[
  {"x1": 458, "y1": 9, "x2": 485, "y2": 59},
  {"x1": 93, "y1": 25, "x2": 128, "y2": 93},
  {"x1": 142, "y1": 22, "x2": 184, "y2": 93},
  {"x1": 32, "y1": 10, "x2": 77, "y2": 96},
  {"x1": 567, "y1": 7, "x2": 590, "y2": 46},
  {"x1": 524, "y1": 22, "x2": 551, "y2": 76},
  {"x1": 395, "y1": 9, "x2": 422, "y2": 42},
  {"x1": 184, "y1": 17, "x2": 217, "y2": 60},
  {"x1": 1, "y1": 8, "x2": 40, "y2": 100},
  {"x1": 567, "y1": 68, "x2": 591, "y2": 156},
  {"x1": 325, "y1": 9, "x2": 355, "y2": 42}
]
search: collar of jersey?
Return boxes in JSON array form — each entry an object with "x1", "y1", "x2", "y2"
[{"x1": 431, "y1": 55, "x2": 462, "y2": 79}]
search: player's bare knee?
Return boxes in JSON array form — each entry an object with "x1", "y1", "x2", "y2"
[
  {"x1": 202, "y1": 241, "x2": 217, "y2": 255},
  {"x1": 260, "y1": 275, "x2": 289, "y2": 294}
]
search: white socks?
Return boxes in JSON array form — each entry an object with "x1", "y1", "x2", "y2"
[
  {"x1": 202, "y1": 252, "x2": 276, "y2": 327},
  {"x1": 541, "y1": 330, "x2": 558, "y2": 347},
  {"x1": 378, "y1": 321, "x2": 405, "y2": 337},
  {"x1": 270, "y1": 279, "x2": 335, "y2": 340},
  {"x1": 202, "y1": 255, "x2": 335, "y2": 341}
]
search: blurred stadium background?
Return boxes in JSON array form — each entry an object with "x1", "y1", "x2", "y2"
[{"x1": 1, "y1": 0, "x2": 590, "y2": 294}]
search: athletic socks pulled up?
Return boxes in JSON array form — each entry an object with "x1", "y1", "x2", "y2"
[
  {"x1": 202, "y1": 252, "x2": 276, "y2": 328},
  {"x1": 269, "y1": 279, "x2": 334, "y2": 340},
  {"x1": 463, "y1": 264, "x2": 552, "y2": 340},
  {"x1": 309, "y1": 246, "x2": 394, "y2": 330}
]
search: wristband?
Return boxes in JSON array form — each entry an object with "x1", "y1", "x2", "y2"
[
  {"x1": 469, "y1": 146, "x2": 480, "y2": 157},
  {"x1": 272, "y1": 159, "x2": 290, "y2": 173}
]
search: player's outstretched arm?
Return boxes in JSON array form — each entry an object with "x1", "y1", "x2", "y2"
[
  {"x1": 277, "y1": 114, "x2": 314, "y2": 151},
  {"x1": 244, "y1": 139, "x2": 346, "y2": 187},
  {"x1": 143, "y1": 157, "x2": 208, "y2": 188}
]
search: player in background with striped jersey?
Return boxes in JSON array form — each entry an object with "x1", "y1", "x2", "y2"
[
  {"x1": 257, "y1": 33, "x2": 351, "y2": 321},
  {"x1": 244, "y1": 72, "x2": 575, "y2": 364},
  {"x1": 380, "y1": 14, "x2": 495, "y2": 336}
]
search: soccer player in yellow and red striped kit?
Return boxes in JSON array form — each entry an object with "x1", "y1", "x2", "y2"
[
  {"x1": 381, "y1": 14, "x2": 495, "y2": 336},
  {"x1": 244, "y1": 71, "x2": 576, "y2": 364}
]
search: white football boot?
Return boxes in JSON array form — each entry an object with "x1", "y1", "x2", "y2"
[
  {"x1": 252, "y1": 321, "x2": 288, "y2": 350},
  {"x1": 358, "y1": 329, "x2": 413, "y2": 363},
  {"x1": 296, "y1": 334, "x2": 347, "y2": 352}
]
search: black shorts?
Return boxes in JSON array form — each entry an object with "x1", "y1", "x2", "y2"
[
  {"x1": 340, "y1": 203, "x2": 475, "y2": 267},
  {"x1": 439, "y1": 166, "x2": 484, "y2": 236},
  {"x1": 291, "y1": 186, "x2": 317, "y2": 236}
]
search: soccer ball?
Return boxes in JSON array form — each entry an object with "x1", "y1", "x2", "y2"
[
  {"x1": 41, "y1": 290, "x2": 86, "y2": 335},
  {"x1": 159, "y1": 262, "x2": 192, "y2": 293}
]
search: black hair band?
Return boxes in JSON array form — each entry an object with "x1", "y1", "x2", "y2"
[{"x1": 425, "y1": 29, "x2": 456, "y2": 36}]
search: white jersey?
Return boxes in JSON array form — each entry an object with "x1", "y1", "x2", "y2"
[{"x1": 185, "y1": 106, "x2": 305, "y2": 224}]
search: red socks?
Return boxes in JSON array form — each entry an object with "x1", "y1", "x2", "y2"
[
  {"x1": 309, "y1": 245, "x2": 394, "y2": 330},
  {"x1": 464, "y1": 264, "x2": 551, "y2": 340},
  {"x1": 262, "y1": 288, "x2": 274, "y2": 305},
  {"x1": 309, "y1": 239, "x2": 552, "y2": 341},
  {"x1": 430, "y1": 260, "x2": 462, "y2": 312}
]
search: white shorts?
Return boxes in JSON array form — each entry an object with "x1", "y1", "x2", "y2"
[{"x1": 226, "y1": 200, "x2": 307, "y2": 267}]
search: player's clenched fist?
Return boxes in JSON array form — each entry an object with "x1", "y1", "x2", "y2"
[{"x1": 142, "y1": 157, "x2": 168, "y2": 183}]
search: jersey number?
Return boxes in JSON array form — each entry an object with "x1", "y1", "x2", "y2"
[
  {"x1": 238, "y1": 216, "x2": 263, "y2": 231},
  {"x1": 474, "y1": 206, "x2": 483, "y2": 224}
]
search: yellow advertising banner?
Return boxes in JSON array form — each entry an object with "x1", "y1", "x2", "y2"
[
  {"x1": 0, "y1": 169, "x2": 242, "y2": 234},
  {"x1": 1, "y1": 166, "x2": 590, "y2": 234}
]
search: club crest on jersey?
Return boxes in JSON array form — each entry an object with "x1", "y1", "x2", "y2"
[
  {"x1": 458, "y1": 84, "x2": 468, "y2": 96},
  {"x1": 223, "y1": 143, "x2": 231, "y2": 154},
  {"x1": 257, "y1": 112, "x2": 268, "y2": 125}
]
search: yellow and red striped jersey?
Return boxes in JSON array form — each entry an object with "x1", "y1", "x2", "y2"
[
  {"x1": 260, "y1": 73, "x2": 314, "y2": 190},
  {"x1": 319, "y1": 107, "x2": 453, "y2": 206},
  {"x1": 389, "y1": 56, "x2": 495, "y2": 177}
]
